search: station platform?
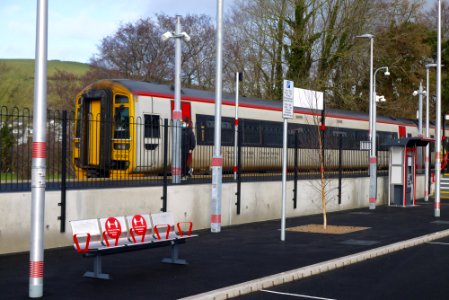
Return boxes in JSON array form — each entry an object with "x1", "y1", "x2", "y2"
[{"x1": 2, "y1": 200, "x2": 449, "y2": 299}]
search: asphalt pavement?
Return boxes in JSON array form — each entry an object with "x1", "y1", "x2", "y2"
[{"x1": 2, "y1": 200, "x2": 449, "y2": 300}]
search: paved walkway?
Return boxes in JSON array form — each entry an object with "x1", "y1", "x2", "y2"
[{"x1": 2, "y1": 200, "x2": 449, "y2": 299}]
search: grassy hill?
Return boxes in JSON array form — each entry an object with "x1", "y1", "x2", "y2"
[{"x1": 0, "y1": 59, "x2": 90, "y2": 109}]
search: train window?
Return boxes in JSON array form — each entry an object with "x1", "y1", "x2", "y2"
[
  {"x1": 221, "y1": 119, "x2": 234, "y2": 146},
  {"x1": 114, "y1": 106, "x2": 130, "y2": 139},
  {"x1": 263, "y1": 122, "x2": 283, "y2": 147},
  {"x1": 115, "y1": 95, "x2": 129, "y2": 104},
  {"x1": 144, "y1": 114, "x2": 160, "y2": 138},
  {"x1": 242, "y1": 120, "x2": 262, "y2": 146},
  {"x1": 195, "y1": 114, "x2": 234, "y2": 145},
  {"x1": 286, "y1": 125, "x2": 305, "y2": 148},
  {"x1": 377, "y1": 131, "x2": 396, "y2": 151}
]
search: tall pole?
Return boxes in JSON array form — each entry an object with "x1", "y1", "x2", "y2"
[
  {"x1": 233, "y1": 72, "x2": 240, "y2": 180},
  {"x1": 29, "y1": 0, "x2": 48, "y2": 297},
  {"x1": 211, "y1": 0, "x2": 223, "y2": 233},
  {"x1": 372, "y1": 66, "x2": 389, "y2": 207},
  {"x1": 418, "y1": 81, "x2": 423, "y2": 137},
  {"x1": 171, "y1": 15, "x2": 183, "y2": 184},
  {"x1": 425, "y1": 64, "x2": 437, "y2": 202},
  {"x1": 356, "y1": 34, "x2": 376, "y2": 209},
  {"x1": 281, "y1": 118, "x2": 288, "y2": 241},
  {"x1": 281, "y1": 79, "x2": 294, "y2": 241},
  {"x1": 435, "y1": 0, "x2": 442, "y2": 217},
  {"x1": 368, "y1": 37, "x2": 376, "y2": 210}
]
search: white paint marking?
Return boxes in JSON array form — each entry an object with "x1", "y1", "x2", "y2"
[
  {"x1": 427, "y1": 242, "x2": 449, "y2": 246},
  {"x1": 261, "y1": 289, "x2": 337, "y2": 300}
]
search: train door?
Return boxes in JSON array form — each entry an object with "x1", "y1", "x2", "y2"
[
  {"x1": 171, "y1": 101, "x2": 192, "y2": 122},
  {"x1": 78, "y1": 89, "x2": 113, "y2": 177},
  {"x1": 399, "y1": 126, "x2": 406, "y2": 138},
  {"x1": 404, "y1": 148, "x2": 416, "y2": 206},
  {"x1": 88, "y1": 99, "x2": 101, "y2": 165}
]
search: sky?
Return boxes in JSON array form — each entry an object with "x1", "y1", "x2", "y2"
[
  {"x1": 0, "y1": 0, "x2": 236, "y2": 64},
  {"x1": 0, "y1": 0, "x2": 437, "y2": 64}
]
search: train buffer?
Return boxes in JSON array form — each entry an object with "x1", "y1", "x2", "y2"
[{"x1": 69, "y1": 212, "x2": 196, "y2": 280}]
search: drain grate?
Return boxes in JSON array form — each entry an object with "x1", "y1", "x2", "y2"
[{"x1": 341, "y1": 239, "x2": 379, "y2": 246}]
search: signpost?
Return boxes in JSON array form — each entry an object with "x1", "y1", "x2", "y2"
[{"x1": 281, "y1": 80, "x2": 294, "y2": 241}]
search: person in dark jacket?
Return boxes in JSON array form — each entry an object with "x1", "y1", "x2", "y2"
[{"x1": 181, "y1": 117, "x2": 196, "y2": 180}]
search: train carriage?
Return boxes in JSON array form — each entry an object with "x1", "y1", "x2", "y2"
[{"x1": 72, "y1": 79, "x2": 436, "y2": 179}]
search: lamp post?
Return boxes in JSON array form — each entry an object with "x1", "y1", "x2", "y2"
[
  {"x1": 435, "y1": 0, "x2": 442, "y2": 217},
  {"x1": 425, "y1": 63, "x2": 437, "y2": 202},
  {"x1": 161, "y1": 16, "x2": 191, "y2": 184},
  {"x1": 211, "y1": 0, "x2": 224, "y2": 233},
  {"x1": 29, "y1": 0, "x2": 48, "y2": 297},
  {"x1": 412, "y1": 81, "x2": 425, "y2": 137},
  {"x1": 372, "y1": 66, "x2": 390, "y2": 207},
  {"x1": 356, "y1": 33, "x2": 377, "y2": 209},
  {"x1": 413, "y1": 81, "x2": 426, "y2": 182}
]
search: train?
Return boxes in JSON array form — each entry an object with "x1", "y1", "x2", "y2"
[{"x1": 72, "y1": 79, "x2": 442, "y2": 179}]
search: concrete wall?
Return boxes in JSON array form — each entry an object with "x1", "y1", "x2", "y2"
[{"x1": 0, "y1": 175, "x2": 426, "y2": 254}]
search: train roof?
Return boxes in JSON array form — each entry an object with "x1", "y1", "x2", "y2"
[{"x1": 109, "y1": 79, "x2": 417, "y2": 127}]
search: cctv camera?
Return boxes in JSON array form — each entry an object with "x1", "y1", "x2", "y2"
[{"x1": 161, "y1": 31, "x2": 173, "y2": 42}]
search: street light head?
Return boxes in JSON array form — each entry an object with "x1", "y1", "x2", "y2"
[
  {"x1": 355, "y1": 33, "x2": 374, "y2": 39},
  {"x1": 161, "y1": 31, "x2": 173, "y2": 42},
  {"x1": 413, "y1": 90, "x2": 418, "y2": 96},
  {"x1": 181, "y1": 32, "x2": 191, "y2": 42},
  {"x1": 384, "y1": 70, "x2": 390, "y2": 76}
]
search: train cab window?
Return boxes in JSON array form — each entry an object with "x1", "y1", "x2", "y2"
[
  {"x1": 144, "y1": 114, "x2": 160, "y2": 138},
  {"x1": 115, "y1": 95, "x2": 129, "y2": 104},
  {"x1": 114, "y1": 105, "x2": 130, "y2": 139}
]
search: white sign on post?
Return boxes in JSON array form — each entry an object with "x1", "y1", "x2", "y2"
[
  {"x1": 283, "y1": 80, "x2": 294, "y2": 119},
  {"x1": 281, "y1": 79, "x2": 294, "y2": 242}
]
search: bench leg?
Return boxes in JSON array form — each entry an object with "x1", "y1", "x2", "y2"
[
  {"x1": 161, "y1": 243, "x2": 187, "y2": 265},
  {"x1": 83, "y1": 255, "x2": 111, "y2": 280}
]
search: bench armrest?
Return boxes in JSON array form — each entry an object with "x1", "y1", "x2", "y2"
[
  {"x1": 153, "y1": 224, "x2": 171, "y2": 240},
  {"x1": 73, "y1": 233, "x2": 91, "y2": 253},
  {"x1": 177, "y1": 222, "x2": 193, "y2": 237},
  {"x1": 129, "y1": 228, "x2": 146, "y2": 243}
]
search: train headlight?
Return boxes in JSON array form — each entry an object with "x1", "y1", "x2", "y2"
[{"x1": 114, "y1": 143, "x2": 130, "y2": 150}]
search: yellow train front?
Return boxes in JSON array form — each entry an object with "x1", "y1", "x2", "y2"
[{"x1": 73, "y1": 79, "x2": 156, "y2": 179}]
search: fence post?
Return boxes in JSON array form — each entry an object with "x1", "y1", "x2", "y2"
[
  {"x1": 235, "y1": 126, "x2": 242, "y2": 215},
  {"x1": 58, "y1": 110, "x2": 67, "y2": 233},
  {"x1": 338, "y1": 134, "x2": 343, "y2": 205},
  {"x1": 333, "y1": 131, "x2": 347, "y2": 205},
  {"x1": 161, "y1": 119, "x2": 168, "y2": 212},
  {"x1": 293, "y1": 131, "x2": 298, "y2": 209}
]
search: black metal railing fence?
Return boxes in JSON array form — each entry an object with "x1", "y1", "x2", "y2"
[{"x1": 0, "y1": 106, "x2": 388, "y2": 193}]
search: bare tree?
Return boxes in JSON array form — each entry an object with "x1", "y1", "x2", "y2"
[
  {"x1": 91, "y1": 15, "x2": 216, "y2": 88},
  {"x1": 224, "y1": 0, "x2": 290, "y2": 99},
  {"x1": 48, "y1": 69, "x2": 83, "y2": 111}
]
